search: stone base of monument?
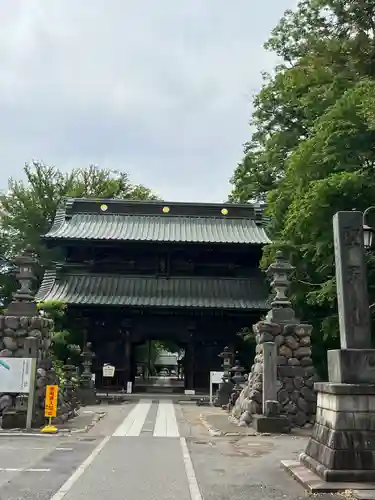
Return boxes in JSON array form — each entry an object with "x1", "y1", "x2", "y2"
[
  {"x1": 79, "y1": 388, "x2": 97, "y2": 406},
  {"x1": 1, "y1": 409, "x2": 46, "y2": 429},
  {"x1": 281, "y1": 460, "x2": 375, "y2": 494},
  {"x1": 1, "y1": 410, "x2": 28, "y2": 429},
  {"x1": 251, "y1": 414, "x2": 291, "y2": 433},
  {"x1": 213, "y1": 381, "x2": 234, "y2": 407},
  {"x1": 251, "y1": 400, "x2": 291, "y2": 434},
  {"x1": 301, "y1": 382, "x2": 375, "y2": 482}
]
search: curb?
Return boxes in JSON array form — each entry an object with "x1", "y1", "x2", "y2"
[
  {"x1": 0, "y1": 411, "x2": 106, "y2": 437},
  {"x1": 78, "y1": 411, "x2": 106, "y2": 433},
  {"x1": 199, "y1": 414, "x2": 223, "y2": 437},
  {"x1": 199, "y1": 414, "x2": 261, "y2": 437}
]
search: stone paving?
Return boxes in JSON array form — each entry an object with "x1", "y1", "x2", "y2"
[
  {"x1": 0, "y1": 400, "x2": 353, "y2": 500},
  {"x1": 0, "y1": 405, "x2": 106, "y2": 435}
]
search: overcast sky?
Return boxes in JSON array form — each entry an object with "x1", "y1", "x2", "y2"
[{"x1": 1, "y1": 1, "x2": 297, "y2": 202}]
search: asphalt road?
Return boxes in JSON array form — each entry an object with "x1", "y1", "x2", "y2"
[{"x1": 0, "y1": 399, "x2": 344, "y2": 500}]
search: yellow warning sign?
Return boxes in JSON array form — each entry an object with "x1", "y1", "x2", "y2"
[{"x1": 44, "y1": 385, "x2": 58, "y2": 418}]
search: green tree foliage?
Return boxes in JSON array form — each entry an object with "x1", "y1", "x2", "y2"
[
  {"x1": 0, "y1": 161, "x2": 159, "y2": 304},
  {"x1": 136, "y1": 341, "x2": 180, "y2": 376},
  {"x1": 0, "y1": 161, "x2": 159, "y2": 255},
  {"x1": 37, "y1": 300, "x2": 82, "y2": 365},
  {"x1": 229, "y1": 0, "x2": 375, "y2": 374}
]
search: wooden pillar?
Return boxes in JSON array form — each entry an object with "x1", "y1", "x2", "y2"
[
  {"x1": 121, "y1": 319, "x2": 132, "y2": 388},
  {"x1": 185, "y1": 326, "x2": 195, "y2": 390},
  {"x1": 130, "y1": 346, "x2": 136, "y2": 386},
  {"x1": 124, "y1": 333, "x2": 131, "y2": 386}
]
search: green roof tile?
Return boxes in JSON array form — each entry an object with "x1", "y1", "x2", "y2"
[
  {"x1": 36, "y1": 271, "x2": 269, "y2": 310},
  {"x1": 44, "y1": 213, "x2": 270, "y2": 244}
]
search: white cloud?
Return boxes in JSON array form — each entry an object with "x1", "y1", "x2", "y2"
[{"x1": 0, "y1": 0, "x2": 297, "y2": 201}]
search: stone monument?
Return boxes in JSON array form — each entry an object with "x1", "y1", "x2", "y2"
[
  {"x1": 232, "y1": 252, "x2": 318, "y2": 428},
  {"x1": 297, "y1": 211, "x2": 375, "y2": 482}
]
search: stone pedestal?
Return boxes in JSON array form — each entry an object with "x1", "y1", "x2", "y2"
[
  {"x1": 2, "y1": 409, "x2": 27, "y2": 429},
  {"x1": 252, "y1": 400, "x2": 291, "y2": 433},
  {"x1": 252, "y1": 414, "x2": 291, "y2": 433},
  {"x1": 214, "y1": 381, "x2": 234, "y2": 407},
  {"x1": 300, "y1": 382, "x2": 375, "y2": 482},
  {"x1": 232, "y1": 320, "x2": 317, "y2": 426},
  {"x1": 79, "y1": 389, "x2": 96, "y2": 406}
]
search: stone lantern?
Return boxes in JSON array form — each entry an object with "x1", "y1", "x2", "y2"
[
  {"x1": 214, "y1": 346, "x2": 235, "y2": 407},
  {"x1": 6, "y1": 245, "x2": 38, "y2": 317},
  {"x1": 266, "y1": 250, "x2": 296, "y2": 323},
  {"x1": 218, "y1": 346, "x2": 234, "y2": 381},
  {"x1": 228, "y1": 358, "x2": 246, "y2": 410},
  {"x1": 63, "y1": 359, "x2": 79, "y2": 410},
  {"x1": 230, "y1": 359, "x2": 246, "y2": 388},
  {"x1": 79, "y1": 342, "x2": 96, "y2": 405}
]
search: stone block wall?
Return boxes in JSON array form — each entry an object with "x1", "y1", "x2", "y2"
[
  {"x1": 0, "y1": 314, "x2": 53, "y2": 421},
  {"x1": 0, "y1": 315, "x2": 53, "y2": 358},
  {"x1": 232, "y1": 319, "x2": 318, "y2": 427},
  {"x1": 0, "y1": 314, "x2": 72, "y2": 425}
]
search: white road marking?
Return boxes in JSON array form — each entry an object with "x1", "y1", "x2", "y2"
[
  {"x1": 153, "y1": 400, "x2": 179, "y2": 437},
  {"x1": 46, "y1": 402, "x2": 200, "y2": 500},
  {"x1": 0, "y1": 432, "x2": 56, "y2": 437},
  {"x1": 55, "y1": 448, "x2": 73, "y2": 451},
  {"x1": 0, "y1": 446, "x2": 45, "y2": 450},
  {"x1": 180, "y1": 437, "x2": 203, "y2": 500},
  {"x1": 0, "y1": 468, "x2": 51, "y2": 472},
  {"x1": 113, "y1": 400, "x2": 152, "y2": 437},
  {"x1": 26, "y1": 468, "x2": 51, "y2": 472},
  {"x1": 49, "y1": 435, "x2": 110, "y2": 500}
]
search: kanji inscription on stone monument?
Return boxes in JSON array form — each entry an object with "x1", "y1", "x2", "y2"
[{"x1": 333, "y1": 211, "x2": 371, "y2": 349}]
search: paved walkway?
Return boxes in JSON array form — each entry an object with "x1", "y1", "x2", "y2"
[
  {"x1": 0, "y1": 399, "x2": 344, "y2": 500},
  {"x1": 52, "y1": 399, "x2": 200, "y2": 500}
]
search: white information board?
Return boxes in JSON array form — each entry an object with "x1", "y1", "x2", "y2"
[
  {"x1": 209, "y1": 371, "x2": 224, "y2": 405},
  {"x1": 0, "y1": 358, "x2": 35, "y2": 394},
  {"x1": 102, "y1": 364, "x2": 115, "y2": 377}
]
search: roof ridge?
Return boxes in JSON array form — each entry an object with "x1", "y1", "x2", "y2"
[
  {"x1": 35, "y1": 270, "x2": 270, "y2": 310},
  {"x1": 50, "y1": 272, "x2": 263, "y2": 281},
  {"x1": 72, "y1": 212, "x2": 257, "y2": 220},
  {"x1": 42, "y1": 209, "x2": 271, "y2": 245},
  {"x1": 62, "y1": 196, "x2": 265, "y2": 209}
]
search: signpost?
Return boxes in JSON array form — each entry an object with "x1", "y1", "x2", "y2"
[
  {"x1": 41, "y1": 385, "x2": 59, "y2": 434},
  {"x1": 0, "y1": 357, "x2": 37, "y2": 430},
  {"x1": 102, "y1": 364, "x2": 115, "y2": 378},
  {"x1": 0, "y1": 357, "x2": 35, "y2": 393},
  {"x1": 209, "y1": 371, "x2": 224, "y2": 405},
  {"x1": 102, "y1": 364, "x2": 115, "y2": 397}
]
